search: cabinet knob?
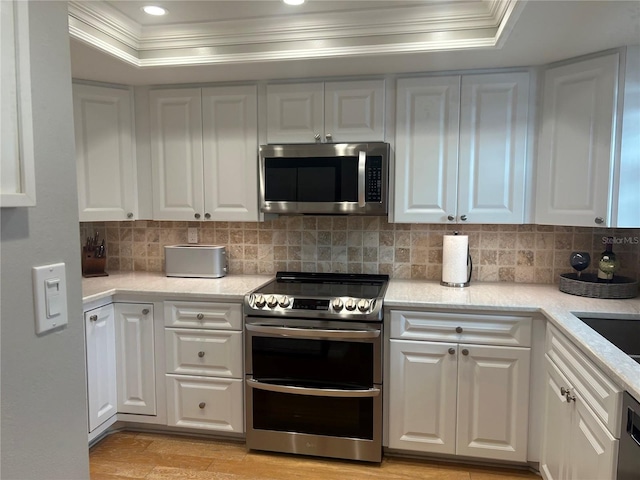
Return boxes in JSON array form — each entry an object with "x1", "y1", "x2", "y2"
[
  {"x1": 455, "y1": 326, "x2": 463, "y2": 334},
  {"x1": 89, "y1": 315, "x2": 98, "y2": 322},
  {"x1": 198, "y1": 351, "x2": 205, "y2": 358},
  {"x1": 460, "y1": 215, "x2": 468, "y2": 221},
  {"x1": 142, "y1": 308, "x2": 149, "y2": 315},
  {"x1": 194, "y1": 213, "x2": 201, "y2": 219},
  {"x1": 595, "y1": 217, "x2": 604, "y2": 225},
  {"x1": 560, "y1": 387, "x2": 576, "y2": 402},
  {"x1": 199, "y1": 402, "x2": 206, "y2": 409},
  {"x1": 204, "y1": 213, "x2": 211, "y2": 220},
  {"x1": 448, "y1": 348, "x2": 455, "y2": 355},
  {"x1": 196, "y1": 313, "x2": 204, "y2": 320},
  {"x1": 325, "y1": 133, "x2": 333, "y2": 142},
  {"x1": 314, "y1": 133, "x2": 321, "y2": 142},
  {"x1": 461, "y1": 348, "x2": 469, "y2": 356},
  {"x1": 127, "y1": 212, "x2": 133, "y2": 219},
  {"x1": 447, "y1": 215, "x2": 455, "y2": 221}
]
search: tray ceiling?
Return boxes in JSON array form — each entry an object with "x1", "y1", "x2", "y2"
[{"x1": 67, "y1": 0, "x2": 524, "y2": 67}]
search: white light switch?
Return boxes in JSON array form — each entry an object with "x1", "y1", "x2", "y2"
[{"x1": 32, "y1": 263, "x2": 68, "y2": 334}]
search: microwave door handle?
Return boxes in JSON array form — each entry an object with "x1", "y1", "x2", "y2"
[{"x1": 358, "y1": 151, "x2": 366, "y2": 207}]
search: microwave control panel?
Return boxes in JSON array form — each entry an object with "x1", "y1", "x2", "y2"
[{"x1": 366, "y1": 157, "x2": 383, "y2": 202}]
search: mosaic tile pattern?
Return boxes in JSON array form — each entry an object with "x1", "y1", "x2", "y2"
[{"x1": 80, "y1": 218, "x2": 640, "y2": 283}]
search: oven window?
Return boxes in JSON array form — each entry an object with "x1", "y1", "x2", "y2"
[
  {"x1": 252, "y1": 389, "x2": 374, "y2": 440},
  {"x1": 264, "y1": 157, "x2": 358, "y2": 203},
  {"x1": 251, "y1": 336, "x2": 374, "y2": 388}
]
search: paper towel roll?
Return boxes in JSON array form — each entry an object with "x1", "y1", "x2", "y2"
[{"x1": 442, "y1": 234, "x2": 470, "y2": 286}]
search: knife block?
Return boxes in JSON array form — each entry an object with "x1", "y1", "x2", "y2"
[{"x1": 82, "y1": 247, "x2": 108, "y2": 277}]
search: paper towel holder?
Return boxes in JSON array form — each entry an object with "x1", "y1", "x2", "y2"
[{"x1": 440, "y1": 232, "x2": 473, "y2": 288}]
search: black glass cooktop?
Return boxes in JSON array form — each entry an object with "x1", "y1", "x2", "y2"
[{"x1": 256, "y1": 272, "x2": 389, "y2": 299}]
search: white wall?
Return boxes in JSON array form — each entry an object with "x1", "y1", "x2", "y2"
[{"x1": 1, "y1": 2, "x2": 90, "y2": 479}]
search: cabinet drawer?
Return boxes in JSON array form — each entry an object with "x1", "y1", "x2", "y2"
[
  {"x1": 166, "y1": 374, "x2": 244, "y2": 433},
  {"x1": 390, "y1": 310, "x2": 532, "y2": 347},
  {"x1": 164, "y1": 301, "x2": 242, "y2": 330},
  {"x1": 546, "y1": 324, "x2": 622, "y2": 437},
  {"x1": 165, "y1": 329, "x2": 242, "y2": 378}
]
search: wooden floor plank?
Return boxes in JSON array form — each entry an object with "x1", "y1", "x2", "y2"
[{"x1": 90, "y1": 432, "x2": 540, "y2": 480}]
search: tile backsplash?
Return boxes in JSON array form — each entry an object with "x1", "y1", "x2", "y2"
[{"x1": 80, "y1": 218, "x2": 640, "y2": 283}]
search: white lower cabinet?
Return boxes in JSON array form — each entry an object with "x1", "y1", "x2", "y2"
[
  {"x1": 540, "y1": 326, "x2": 620, "y2": 480},
  {"x1": 388, "y1": 310, "x2": 531, "y2": 462},
  {"x1": 164, "y1": 301, "x2": 244, "y2": 434},
  {"x1": 85, "y1": 304, "x2": 117, "y2": 432},
  {"x1": 114, "y1": 303, "x2": 156, "y2": 415}
]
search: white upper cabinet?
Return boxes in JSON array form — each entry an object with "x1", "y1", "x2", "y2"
[
  {"x1": 1, "y1": 0, "x2": 36, "y2": 207},
  {"x1": 535, "y1": 49, "x2": 639, "y2": 227},
  {"x1": 74, "y1": 84, "x2": 137, "y2": 221},
  {"x1": 266, "y1": 79, "x2": 385, "y2": 143},
  {"x1": 395, "y1": 72, "x2": 530, "y2": 224},
  {"x1": 150, "y1": 88, "x2": 204, "y2": 221},
  {"x1": 202, "y1": 85, "x2": 258, "y2": 222},
  {"x1": 150, "y1": 86, "x2": 258, "y2": 222}
]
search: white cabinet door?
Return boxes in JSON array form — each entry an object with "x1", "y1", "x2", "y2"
[
  {"x1": 73, "y1": 84, "x2": 137, "y2": 222},
  {"x1": 166, "y1": 374, "x2": 244, "y2": 433},
  {"x1": 150, "y1": 88, "x2": 204, "y2": 221},
  {"x1": 266, "y1": 83, "x2": 323, "y2": 144},
  {"x1": 113, "y1": 303, "x2": 156, "y2": 416},
  {"x1": 456, "y1": 344, "x2": 530, "y2": 462},
  {"x1": 85, "y1": 304, "x2": 117, "y2": 432},
  {"x1": 388, "y1": 339, "x2": 457, "y2": 454},
  {"x1": 202, "y1": 85, "x2": 258, "y2": 221},
  {"x1": 535, "y1": 53, "x2": 619, "y2": 227},
  {"x1": 458, "y1": 73, "x2": 530, "y2": 224},
  {"x1": 395, "y1": 76, "x2": 460, "y2": 223},
  {"x1": 324, "y1": 80, "x2": 385, "y2": 142}
]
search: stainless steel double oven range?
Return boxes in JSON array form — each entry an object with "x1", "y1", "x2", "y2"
[{"x1": 243, "y1": 271, "x2": 389, "y2": 463}]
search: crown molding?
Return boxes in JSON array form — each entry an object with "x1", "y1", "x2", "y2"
[{"x1": 68, "y1": 0, "x2": 524, "y2": 68}]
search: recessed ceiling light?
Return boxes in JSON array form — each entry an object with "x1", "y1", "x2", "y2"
[
  {"x1": 142, "y1": 5, "x2": 168, "y2": 16},
  {"x1": 283, "y1": 0, "x2": 305, "y2": 5}
]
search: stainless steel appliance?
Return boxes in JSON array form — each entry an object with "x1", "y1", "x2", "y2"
[
  {"x1": 243, "y1": 271, "x2": 389, "y2": 462},
  {"x1": 259, "y1": 143, "x2": 390, "y2": 215},
  {"x1": 164, "y1": 244, "x2": 227, "y2": 278},
  {"x1": 618, "y1": 392, "x2": 640, "y2": 480}
]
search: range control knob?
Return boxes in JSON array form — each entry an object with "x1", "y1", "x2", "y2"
[
  {"x1": 254, "y1": 294, "x2": 266, "y2": 308},
  {"x1": 267, "y1": 295, "x2": 278, "y2": 308},
  {"x1": 278, "y1": 296, "x2": 290, "y2": 308},
  {"x1": 357, "y1": 299, "x2": 371, "y2": 312},
  {"x1": 345, "y1": 298, "x2": 357, "y2": 311},
  {"x1": 332, "y1": 298, "x2": 344, "y2": 311}
]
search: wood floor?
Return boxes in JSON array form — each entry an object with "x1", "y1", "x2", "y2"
[{"x1": 89, "y1": 431, "x2": 541, "y2": 480}]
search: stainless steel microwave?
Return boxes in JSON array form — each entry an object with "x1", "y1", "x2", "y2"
[{"x1": 259, "y1": 143, "x2": 390, "y2": 215}]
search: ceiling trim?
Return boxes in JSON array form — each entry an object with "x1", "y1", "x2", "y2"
[{"x1": 67, "y1": 0, "x2": 524, "y2": 68}]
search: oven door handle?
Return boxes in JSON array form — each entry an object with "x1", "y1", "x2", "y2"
[
  {"x1": 358, "y1": 150, "x2": 366, "y2": 207},
  {"x1": 245, "y1": 324, "x2": 380, "y2": 339},
  {"x1": 246, "y1": 378, "x2": 380, "y2": 398}
]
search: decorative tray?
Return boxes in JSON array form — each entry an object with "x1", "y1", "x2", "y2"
[{"x1": 559, "y1": 273, "x2": 638, "y2": 299}]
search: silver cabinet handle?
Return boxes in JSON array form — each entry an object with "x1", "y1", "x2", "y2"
[
  {"x1": 358, "y1": 150, "x2": 366, "y2": 208},
  {"x1": 325, "y1": 133, "x2": 332, "y2": 142},
  {"x1": 246, "y1": 378, "x2": 380, "y2": 398},
  {"x1": 196, "y1": 313, "x2": 204, "y2": 320},
  {"x1": 460, "y1": 215, "x2": 468, "y2": 221},
  {"x1": 246, "y1": 323, "x2": 380, "y2": 339},
  {"x1": 204, "y1": 213, "x2": 211, "y2": 220},
  {"x1": 127, "y1": 212, "x2": 133, "y2": 219},
  {"x1": 447, "y1": 215, "x2": 455, "y2": 221},
  {"x1": 448, "y1": 348, "x2": 455, "y2": 355},
  {"x1": 199, "y1": 402, "x2": 206, "y2": 409},
  {"x1": 198, "y1": 351, "x2": 205, "y2": 358},
  {"x1": 142, "y1": 308, "x2": 149, "y2": 315},
  {"x1": 595, "y1": 217, "x2": 604, "y2": 225},
  {"x1": 314, "y1": 133, "x2": 321, "y2": 142},
  {"x1": 89, "y1": 315, "x2": 98, "y2": 322},
  {"x1": 455, "y1": 326, "x2": 463, "y2": 334},
  {"x1": 560, "y1": 387, "x2": 576, "y2": 402},
  {"x1": 194, "y1": 213, "x2": 201, "y2": 219},
  {"x1": 461, "y1": 348, "x2": 469, "y2": 356}
]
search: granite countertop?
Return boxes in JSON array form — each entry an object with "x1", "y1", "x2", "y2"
[{"x1": 82, "y1": 272, "x2": 640, "y2": 402}]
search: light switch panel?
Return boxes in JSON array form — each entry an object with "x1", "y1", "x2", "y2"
[{"x1": 32, "y1": 263, "x2": 68, "y2": 334}]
